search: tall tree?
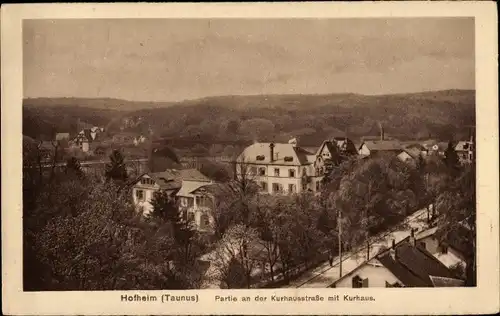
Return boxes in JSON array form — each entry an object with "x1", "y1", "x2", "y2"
[
  {"x1": 65, "y1": 156, "x2": 83, "y2": 178},
  {"x1": 443, "y1": 141, "x2": 460, "y2": 174},
  {"x1": 149, "y1": 190, "x2": 199, "y2": 265},
  {"x1": 436, "y1": 162, "x2": 476, "y2": 286},
  {"x1": 105, "y1": 150, "x2": 128, "y2": 183},
  {"x1": 149, "y1": 190, "x2": 179, "y2": 223}
]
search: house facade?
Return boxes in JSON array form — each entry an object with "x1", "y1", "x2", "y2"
[
  {"x1": 177, "y1": 180, "x2": 215, "y2": 232},
  {"x1": 331, "y1": 234, "x2": 464, "y2": 288},
  {"x1": 455, "y1": 139, "x2": 474, "y2": 164},
  {"x1": 72, "y1": 134, "x2": 90, "y2": 152},
  {"x1": 235, "y1": 140, "x2": 324, "y2": 195},
  {"x1": 131, "y1": 169, "x2": 214, "y2": 230}
]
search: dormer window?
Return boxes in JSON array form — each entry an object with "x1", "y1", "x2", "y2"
[
  {"x1": 141, "y1": 178, "x2": 155, "y2": 185},
  {"x1": 284, "y1": 156, "x2": 293, "y2": 162},
  {"x1": 256, "y1": 155, "x2": 265, "y2": 161}
]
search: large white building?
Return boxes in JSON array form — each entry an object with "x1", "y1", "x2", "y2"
[{"x1": 235, "y1": 139, "x2": 346, "y2": 195}]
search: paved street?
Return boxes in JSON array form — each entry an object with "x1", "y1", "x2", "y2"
[{"x1": 286, "y1": 207, "x2": 431, "y2": 288}]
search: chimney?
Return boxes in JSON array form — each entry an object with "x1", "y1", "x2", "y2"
[
  {"x1": 270, "y1": 143, "x2": 275, "y2": 162},
  {"x1": 389, "y1": 239, "x2": 396, "y2": 260},
  {"x1": 379, "y1": 122, "x2": 385, "y2": 141},
  {"x1": 409, "y1": 228, "x2": 416, "y2": 247}
]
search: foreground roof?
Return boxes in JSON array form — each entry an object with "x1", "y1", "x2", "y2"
[{"x1": 376, "y1": 238, "x2": 457, "y2": 287}]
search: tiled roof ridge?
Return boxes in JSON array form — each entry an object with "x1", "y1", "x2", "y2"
[{"x1": 395, "y1": 246, "x2": 435, "y2": 286}]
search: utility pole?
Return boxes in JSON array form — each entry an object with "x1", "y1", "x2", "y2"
[{"x1": 338, "y1": 209, "x2": 342, "y2": 278}]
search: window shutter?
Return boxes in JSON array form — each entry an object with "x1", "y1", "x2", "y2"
[{"x1": 362, "y1": 278, "x2": 369, "y2": 288}]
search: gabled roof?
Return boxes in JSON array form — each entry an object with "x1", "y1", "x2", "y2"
[
  {"x1": 455, "y1": 141, "x2": 472, "y2": 152},
  {"x1": 79, "y1": 129, "x2": 93, "y2": 142},
  {"x1": 400, "y1": 147, "x2": 422, "y2": 159},
  {"x1": 134, "y1": 168, "x2": 211, "y2": 191},
  {"x1": 176, "y1": 180, "x2": 213, "y2": 197},
  {"x1": 404, "y1": 143, "x2": 426, "y2": 151},
  {"x1": 376, "y1": 238, "x2": 457, "y2": 287},
  {"x1": 360, "y1": 140, "x2": 403, "y2": 152},
  {"x1": 429, "y1": 276, "x2": 464, "y2": 287},
  {"x1": 55, "y1": 133, "x2": 70, "y2": 140},
  {"x1": 237, "y1": 142, "x2": 312, "y2": 166}
]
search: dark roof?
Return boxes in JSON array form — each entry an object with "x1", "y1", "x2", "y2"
[
  {"x1": 193, "y1": 180, "x2": 259, "y2": 197},
  {"x1": 429, "y1": 276, "x2": 465, "y2": 287},
  {"x1": 377, "y1": 239, "x2": 456, "y2": 287},
  {"x1": 82, "y1": 129, "x2": 93, "y2": 142},
  {"x1": 445, "y1": 225, "x2": 472, "y2": 256},
  {"x1": 294, "y1": 146, "x2": 313, "y2": 164},
  {"x1": 401, "y1": 148, "x2": 422, "y2": 159},
  {"x1": 133, "y1": 168, "x2": 210, "y2": 191},
  {"x1": 323, "y1": 141, "x2": 339, "y2": 155},
  {"x1": 362, "y1": 140, "x2": 403, "y2": 152},
  {"x1": 404, "y1": 143, "x2": 426, "y2": 151}
]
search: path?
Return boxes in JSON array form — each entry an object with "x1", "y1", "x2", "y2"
[{"x1": 286, "y1": 207, "x2": 431, "y2": 288}]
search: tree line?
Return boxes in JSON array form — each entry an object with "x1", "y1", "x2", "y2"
[{"x1": 23, "y1": 138, "x2": 475, "y2": 290}]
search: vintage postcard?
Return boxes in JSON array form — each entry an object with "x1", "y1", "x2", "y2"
[{"x1": 2, "y1": 2, "x2": 499, "y2": 315}]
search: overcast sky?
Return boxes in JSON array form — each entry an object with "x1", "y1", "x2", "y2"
[{"x1": 23, "y1": 18, "x2": 474, "y2": 102}]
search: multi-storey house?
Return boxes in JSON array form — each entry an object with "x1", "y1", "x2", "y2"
[
  {"x1": 235, "y1": 139, "x2": 333, "y2": 195},
  {"x1": 131, "y1": 169, "x2": 214, "y2": 231},
  {"x1": 455, "y1": 138, "x2": 475, "y2": 164}
]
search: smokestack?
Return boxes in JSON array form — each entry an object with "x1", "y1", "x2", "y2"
[
  {"x1": 409, "y1": 228, "x2": 416, "y2": 247},
  {"x1": 390, "y1": 239, "x2": 396, "y2": 260},
  {"x1": 378, "y1": 122, "x2": 385, "y2": 141},
  {"x1": 270, "y1": 143, "x2": 275, "y2": 162}
]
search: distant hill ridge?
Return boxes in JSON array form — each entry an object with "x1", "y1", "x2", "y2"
[
  {"x1": 24, "y1": 89, "x2": 475, "y2": 111},
  {"x1": 23, "y1": 89, "x2": 475, "y2": 143}
]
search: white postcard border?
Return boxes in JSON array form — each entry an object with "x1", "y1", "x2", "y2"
[{"x1": 2, "y1": 2, "x2": 499, "y2": 315}]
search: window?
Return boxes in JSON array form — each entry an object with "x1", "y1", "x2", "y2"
[
  {"x1": 256, "y1": 155, "x2": 265, "y2": 161},
  {"x1": 181, "y1": 209, "x2": 188, "y2": 221},
  {"x1": 302, "y1": 183, "x2": 307, "y2": 191},
  {"x1": 316, "y1": 181, "x2": 320, "y2": 191},
  {"x1": 274, "y1": 168, "x2": 280, "y2": 177},
  {"x1": 187, "y1": 212, "x2": 195, "y2": 223},
  {"x1": 259, "y1": 167, "x2": 266, "y2": 176},
  {"x1": 141, "y1": 178, "x2": 154, "y2": 185},
  {"x1": 316, "y1": 167, "x2": 320, "y2": 175},
  {"x1": 272, "y1": 183, "x2": 282, "y2": 193},
  {"x1": 352, "y1": 275, "x2": 363, "y2": 288},
  {"x1": 200, "y1": 214, "x2": 210, "y2": 229},
  {"x1": 135, "y1": 190, "x2": 144, "y2": 201},
  {"x1": 260, "y1": 182, "x2": 268, "y2": 191},
  {"x1": 195, "y1": 196, "x2": 201, "y2": 206},
  {"x1": 284, "y1": 156, "x2": 293, "y2": 162},
  {"x1": 441, "y1": 244, "x2": 449, "y2": 254},
  {"x1": 352, "y1": 275, "x2": 368, "y2": 288},
  {"x1": 289, "y1": 169, "x2": 295, "y2": 178},
  {"x1": 288, "y1": 184, "x2": 296, "y2": 194},
  {"x1": 250, "y1": 167, "x2": 257, "y2": 175}
]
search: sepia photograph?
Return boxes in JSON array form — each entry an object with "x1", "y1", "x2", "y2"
[
  {"x1": 2, "y1": 2, "x2": 499, "y2": 315},
  {"x1": 22, "y1": 16, "x2": 477, "y2": 291}
]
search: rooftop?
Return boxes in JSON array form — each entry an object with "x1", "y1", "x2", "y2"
[
  {"x1": 237, "y1": 142, "x2": 313, "y2": 166},
  {"x1": 376, "y1": 238, "x2": 458, "y2": 287},
  {"x1": 361, "y1": 140, "x2": 403, "y2": 152}
]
